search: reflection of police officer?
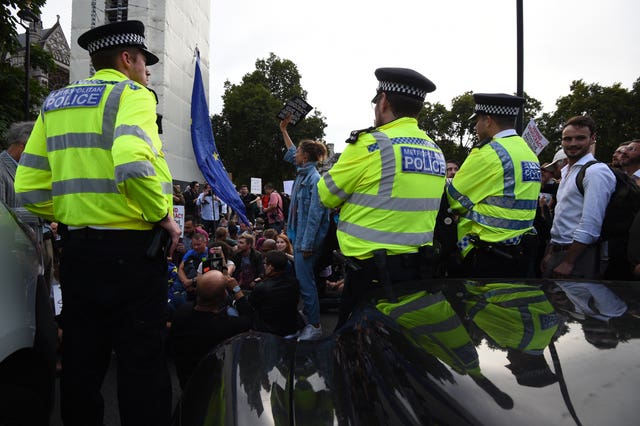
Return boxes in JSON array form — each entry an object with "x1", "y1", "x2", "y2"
[
  {"x1": 376, "y1": 291, "x2": 514, "y2": 409},
  {"x1": 318, "y1": 68, "x2": 445, "y2": 327},
  {"x1": 446, "y1": 94, "x2": 540, "y2": 278},
  {"x1": 15, "y1": 21, "x2": 180, "y2": 425}
]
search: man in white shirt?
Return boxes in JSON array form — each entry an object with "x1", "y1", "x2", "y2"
[
  {"x1": 197, "y1": 183, "x2": 220, "y2": 236},
  {"x1": 541, "y1": 116, "x2": 616, "y2": 279}
]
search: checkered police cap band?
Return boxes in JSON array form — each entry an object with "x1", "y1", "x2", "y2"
[
  {"x1": 474, "y1": 104, "x2": 520, "y2": 116},
  {"x1": 377, "y1": 80, "x2": 427, "y2": 99},
  {"x1": 86, "y1": 33, "x2": 146, "y2": 55}
]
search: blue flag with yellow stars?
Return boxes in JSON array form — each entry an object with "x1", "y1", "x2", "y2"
[{"x1": 190, "y1": 50, "x2": 249, "y2": 225}]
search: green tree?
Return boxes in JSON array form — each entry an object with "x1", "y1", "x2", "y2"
[
  {"x1": 417, "y1": 91, "x2": 545, "y2": 164},
  {"x1": 213, "y1": 53, "x2": 327, "y2": 188},
  {"x1": 0, "y1": 45, "x2": 54, "y2": 146},
  {"x1": 417, "y1": 100, "x2": 469, "y2": 163},
  {"x1": 0, "y1": 1, "x2": 54, "y2": 144},
  {"x1": 537, "y1": 78, "x2": 640, "y2": 164},
  {"x1": 449, "y1": 91, "x2": 476, "y2": 147},
  {"x1": 0, "y1": 0, "x2": 46, "y2": 56}
]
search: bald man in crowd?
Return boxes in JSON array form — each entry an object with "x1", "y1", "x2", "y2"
[{"x1": 169, "y1": 270, "x2": 251, "y2": 388}]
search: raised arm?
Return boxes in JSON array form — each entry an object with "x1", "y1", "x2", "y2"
[{"x1": 280, "y1": 113, "x2": 294, "y2": 150}]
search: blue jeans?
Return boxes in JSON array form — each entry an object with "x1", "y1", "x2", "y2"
[{"x1": 294, "y1": 250, "x2": 321, "y2": 326}]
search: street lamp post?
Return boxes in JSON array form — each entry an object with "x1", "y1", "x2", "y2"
[
  {"x1": 516, "y1": 0, "x2": 524, "y2": 134},
  {"x1": 17, "y1": 4, "x2": 39, "y2": 121}
]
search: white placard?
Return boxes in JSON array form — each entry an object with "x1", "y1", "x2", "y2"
[
  {"x1": 522, "y1": 119, "x2": 550, "y2": 155},
  {"x1": 283, "y1": 180, "x2": 294, "y2": 195},
  {"x1": 250, "y1": 177, "x2": 262, "y2": 195},
  {"x1": 173, "y1": 205, "x2": 185, "y2": 237}
]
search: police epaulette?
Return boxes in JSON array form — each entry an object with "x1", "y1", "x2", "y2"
[
  {"x1": 473, "y1": 137, "x2": 493, "y2": 149},
  {"x1": 345, "y1": 126, "x2": 376, "y2": 144}
]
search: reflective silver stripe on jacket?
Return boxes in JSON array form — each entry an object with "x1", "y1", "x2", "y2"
[
  {"x1": 47, "y1": 133, "x2": 106, "y2": 151},
  {"x1": 322, "y1": 172, "x2": 349, "y2": 202},
  {"x1": 412, "y1": 315, "x2": 464, "y2": 335},
  {"x1": 482, "y1": 196, "x2": 538, "y2": 210},
  {"x1": 373, "y1": 131, "x2": 396, "y2": 197},
  {"x1": 45, "y1": 80, "x2": 130, "y2": 152},
  {"x1": 489, "y1": 141, "x2": 516, "y2": 196},
  {"x1": 385, "y1": 292, "x2": 446, "y2": 319},
  {"x1": 518, "y1": 306, "x2": 535, "y2": 351},
  {"x1": 102, "y1": 81, "x2": 130, "y2": 146},
  {"x1": 161, "y1": 182, "x2": 173, "y2": 194},
  {"x1": 484, "y1": 286, "x2": 540, "y2": 298},
  {"x1": 464, "y1": 209, "x2": 533, "y2": 231},
  {"x1": 447, "y1": 182, "x2": 475, "y2": 211},
  {"x1": 16, "y1": 189, "x2": 52, "y2": 205},
  {"x1": 19, "y1": 152, "x2": 50, "y2": 171},
  {"x1": 115, "y1": 161, "x2": 156, "y2": 184},
  {"x1": 52, "y1": 178, "x2": 119, "y2": 196},
  {"x1": 114, "y1": 124, "x2": 159, "y2": 157},
  {"x1": 497, "y1": 294, "x2": 549, "y2": 308},
  {"x1": 338, "y1": 220, "x2": 433, "y2": 246},
  {"x1": 348, "y1": 192, "x2": 440, "y2": 211}
]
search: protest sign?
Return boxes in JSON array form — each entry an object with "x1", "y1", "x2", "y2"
[
  {"x1": 250, "y1": 177, "x2": 262, "y2": 195},
  {"x1": 522, "y1": 119, "x2": 550, "y2": 155},
  {"x1": 276, "y1": 96, "x2": 313, "y2": 125}
]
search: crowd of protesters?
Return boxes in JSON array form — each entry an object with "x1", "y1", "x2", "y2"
[{"x1": 3, "y1": 24, "x2": 640, "y2": 422}]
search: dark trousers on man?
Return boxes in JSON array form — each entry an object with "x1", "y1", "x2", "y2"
[
  {"x1": 201, "y1": 219, "x2": 217, "y2": 236},
  {"x1": 335, "y1": 252, "x2": 428, "y2": 330},
  {"x1": 59, "y1": 229, "x2": 171, "y2": 426},
  {"x1": 542, "y1": 244, "x2": 600, "y2": 279},
  {"x1": 460, "y1": 235, "x2": 538, "y2": 279}
]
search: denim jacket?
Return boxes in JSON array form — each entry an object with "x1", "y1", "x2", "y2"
[{"x1": 284, "y1": 146, "x2": 330, "y2": 251}]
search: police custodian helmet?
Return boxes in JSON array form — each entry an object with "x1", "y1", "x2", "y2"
[
  {"x1": 470, "y1": 93, "x2": 525, "y2": 120},
  {"x1": 77, "y1": 20, "x2": 159, "y2": 65},
  {"x1": 372, "y1": 67, "x2": 436, "y2": 103}
]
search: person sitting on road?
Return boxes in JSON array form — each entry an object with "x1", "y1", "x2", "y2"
[
  {"x1": 231, "y1": 233, "x2": 264, "y2": 290},
  {"x1": 260, "y1": 238, "x2": 277, "y2": 253},
  {"x1": 248, "y1": 251, "x2": 301, "y2": 336},
  {"x1": 169, "y1": 270, "x2": 250, "y2": 389},
  {"x1": 177, "y1": 233, "x2": 208, "y2": 300}
]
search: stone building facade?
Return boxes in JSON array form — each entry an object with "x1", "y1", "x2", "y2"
[{"x1": 70, "y1": 0, "x2": 210, "y2": 182}]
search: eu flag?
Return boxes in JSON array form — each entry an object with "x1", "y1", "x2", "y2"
[{"x1": 190, "y1": 52, "x2": 249, "y2": 225}]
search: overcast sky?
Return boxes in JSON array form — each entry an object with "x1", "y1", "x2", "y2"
[{"x1": 36, "y1": 0, "x2": 640, "y2": 152}]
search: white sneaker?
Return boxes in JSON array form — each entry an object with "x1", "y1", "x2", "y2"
[
  {"x1": 284, "y1": 330, "x2": 301, "y2": 339},
  {"x1": 297, "y1": 324, "x2": 322, "y2": 341}
]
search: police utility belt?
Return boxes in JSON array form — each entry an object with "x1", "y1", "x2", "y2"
[
  {"x1": 64, "y1": 226, "x2": 170, "y2": 259},
  {"x1": 466, "y1": 234, "x2": 528, "y2": 260}
]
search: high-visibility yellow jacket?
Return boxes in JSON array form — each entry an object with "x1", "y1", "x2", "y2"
[
  {"x1": 317, "y1": 117, "x2": 445, "y2": 259},
  {"x1": 377, "y1": 291, "x2": 480, "y2": 375},
  {"x1": 15, "y1": 68, "x2": 172, "y2": 229},
  {"x1": 446, "y1": 134, "x2": 539, "y2": 257},
  {"x1": 465, "y1": 283, "x2": 558, "y2": 354}
]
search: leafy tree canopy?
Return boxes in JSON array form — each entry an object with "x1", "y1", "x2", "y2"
[
  {"x1": 0, "y1": 0, "x2": 46, "y2": 56},
  {"x1": 416, "y1": 80, "x2": 639, "y2": 168},
  {"x1": 0, "y1": 1, "x2": 54, "y2": 145},
  {"x1": 213, "y1": 53, "x2": 327, "y2": 189},
  {"x1": 536, "y1": 78, "x2": 640, "y2": 164},
  {"x1": 212, "y1": 54, "x2": 638, "y2": 187}
]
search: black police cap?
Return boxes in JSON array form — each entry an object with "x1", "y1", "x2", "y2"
[
  {"x1": 470, "y1": 93, "x2": 524, "y2": 119},
  {"x1": 78, "y1": 20, "x2": 159, "y2": 66},
  {"x1": 373, "y1": 67, "x2": 436, "y2": 102}
]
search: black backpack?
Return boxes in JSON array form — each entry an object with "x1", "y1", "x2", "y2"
[
  {"x1": 279, "y1": 192, "x2": 291, "y2": 222},
  {"x1": 576, "y1": 161, "x2": 640, "y2": 279}
]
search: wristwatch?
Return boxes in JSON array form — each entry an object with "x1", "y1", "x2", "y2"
[
  {"x1": 232, "y1": 285, "x2": 241, "y2": 294},
  {"x1": 192, "y1": 277, "x2": 197, "y2": 287}
]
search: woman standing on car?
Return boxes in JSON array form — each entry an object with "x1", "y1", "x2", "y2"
[{"x1": 280, "y1": 113, "x2": 330, "y2": 341}]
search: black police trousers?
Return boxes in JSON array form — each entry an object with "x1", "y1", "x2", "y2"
[
  {"x1": 59, "y1": 229, "x2": 171, "y2": 426},
  {"x1": 335, "y1": 253, "x2": 428, "y2": 330}
]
